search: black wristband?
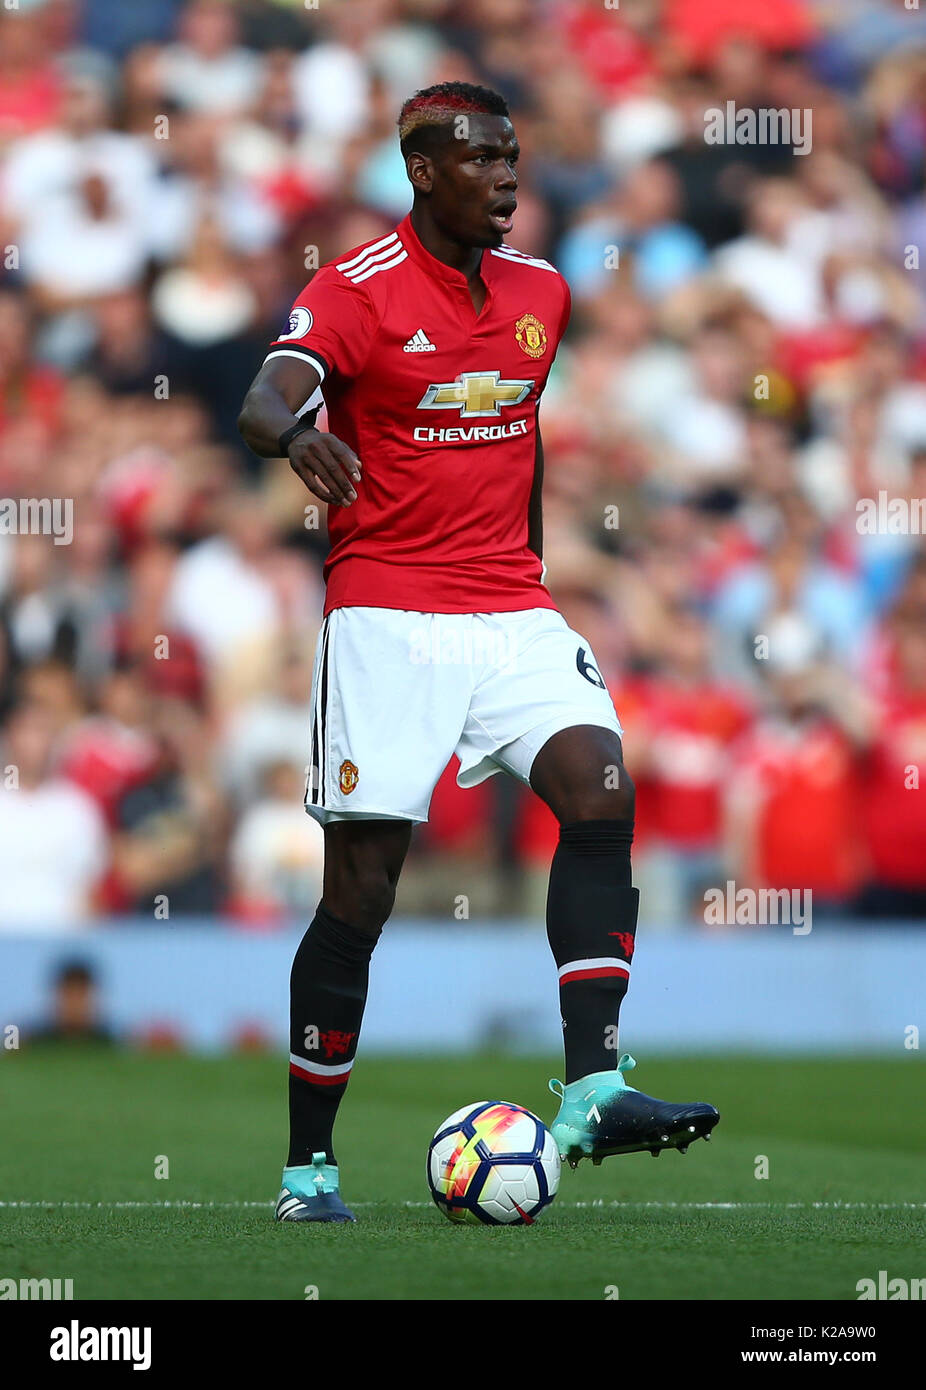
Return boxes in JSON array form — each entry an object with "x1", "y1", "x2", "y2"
[{"x1": 278, "y1": 420, "x2": 315, "y2": 456}]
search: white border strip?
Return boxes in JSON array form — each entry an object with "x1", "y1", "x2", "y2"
[
  {"x1": 289, "y1": 1051, "x2": 353, "y2": 1078},
  {"x1": 558, "y1": 956, "x2": 630, "y2": 981},
  {"x1": 263, "y1": 349, "x2": 328, "y2": 381},
  {"x1": 3, "y1": 1200, "x2": 923, "y2": 1211}
]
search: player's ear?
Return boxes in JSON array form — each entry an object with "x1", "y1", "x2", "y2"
[{"x1": 406, "y1": 151, "x2": 433, "y2": 195}]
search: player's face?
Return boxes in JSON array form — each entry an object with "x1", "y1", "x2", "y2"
[{"x1": 431, "y1": 114, "x2": 520, "y2": 249}]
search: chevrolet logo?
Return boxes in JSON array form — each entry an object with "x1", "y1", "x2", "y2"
[{"x1": 417, "y1": 371, "x2": 534, "y2": 419}]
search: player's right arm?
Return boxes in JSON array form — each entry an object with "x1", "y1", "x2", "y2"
[
  {"x1": 238, "y1": 264, "x2": 378, "y2": 507},
  {"x1": 237, "y1": 356, "x2": 361, "y2": 509}
]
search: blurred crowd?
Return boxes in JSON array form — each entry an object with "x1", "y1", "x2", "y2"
[{"x1": 1, "y1": 0, "x2": 926, "y2": 932}]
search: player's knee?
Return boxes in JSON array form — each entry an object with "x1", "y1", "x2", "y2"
[
  {"x1": 612, "y1": 765, "x2": 635, "y2": 822},
  {"x1": 355, "y1": 878, "x2": 396, "y2": 934},
  {"x1": 558, "y1": 766, "x2": 635, "y2": 825},
  {"x1": 334, "y1": 865, "x2": 397, "y2": 934}
]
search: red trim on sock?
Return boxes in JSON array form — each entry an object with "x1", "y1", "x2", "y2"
[{"x1": 559, "y1": 965, "x2": 630, "y2": 984}]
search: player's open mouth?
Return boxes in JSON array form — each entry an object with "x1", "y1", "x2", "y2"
[{"x1": 489, "y1": 204, "x2": 516, "y2": 233}]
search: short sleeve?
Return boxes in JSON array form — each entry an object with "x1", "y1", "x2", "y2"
[{"x1": 264, "y1": 266, "x2": 377, "y2": 383}]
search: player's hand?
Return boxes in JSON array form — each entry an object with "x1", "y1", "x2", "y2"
[{"x1": 287, "y1": 429, "x2": 362, "y2": 508}]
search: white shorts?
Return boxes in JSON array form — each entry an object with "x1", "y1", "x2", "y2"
[{"x1": 304, "y1": 606, "x2": 623, "y2": 825}]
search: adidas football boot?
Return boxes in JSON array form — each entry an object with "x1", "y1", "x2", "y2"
[
  {"x1": 275, "y1": 1151, "x2": 357, "y2": 1223},
  {"x1": 549, "y1": 1053, "x2": 719, "y2": 1168}
]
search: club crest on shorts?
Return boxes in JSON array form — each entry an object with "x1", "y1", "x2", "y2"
[
  {"x1": 339, "y1": 759, "x2": 359, "y2": 794},
  {"x1": 515, "y1": 312, "x2": 547, "y2": 359}
]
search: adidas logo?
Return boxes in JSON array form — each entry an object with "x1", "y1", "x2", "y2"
[{"x1": 403, "y1": 328, "x2": 436, "y2": 352}]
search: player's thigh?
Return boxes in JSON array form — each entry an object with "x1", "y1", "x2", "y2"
[
  {"x1": 306, "y1": 607, "x2": 473, "y2": 823},
  {"x1": 456, "y1": 608, "x2": 623, "y2": 794},
  {"x1": 529, "y1": 723, "x2": 631, "y2": 823}
]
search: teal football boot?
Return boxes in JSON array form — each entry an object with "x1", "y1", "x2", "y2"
[
  {"x1": 549, "y1": 1054, "x2": 719, "y2": 1169},
  {"x1": 275, "y1": 1151, "x2": 357, "y2": 1223}
]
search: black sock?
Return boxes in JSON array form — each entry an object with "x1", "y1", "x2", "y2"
[
  {"x1": 546, "y1": 819, "x2": 639, "y2": 1083},
  {"x1": 287, "y1": 903, "x2": 380, "y2": 1167}
]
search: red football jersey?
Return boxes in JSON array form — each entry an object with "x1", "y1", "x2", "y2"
[
  {"x1": 264, "y1": 213, "x2": 569, "y2": 615},
  {"x1": 734, "y1": 719, "x2": 861, "y2": 899},
  {"x1": 863, "y1": 689, "x2": 926, "y2": 888},
  {"x1": 631, "y1": 676, "x2": 753, "y2": 849}
]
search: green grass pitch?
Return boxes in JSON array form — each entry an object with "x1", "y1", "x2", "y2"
[{"x1": 1, "y1": 1050, "x2": 923, "y2": 1300}]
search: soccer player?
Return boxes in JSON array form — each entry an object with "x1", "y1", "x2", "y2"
[{"x1": 238, "y1": 82, "x2": 719, "y2": 1223}]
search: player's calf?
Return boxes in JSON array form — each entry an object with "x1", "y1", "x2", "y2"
[{"x1": 546, "y1": 821, "x2": 638, "y2": 1081}]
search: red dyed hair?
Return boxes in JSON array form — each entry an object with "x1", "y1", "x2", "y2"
[{"x1": 398, "y1": 82, "x2": 509, "y2": 155}]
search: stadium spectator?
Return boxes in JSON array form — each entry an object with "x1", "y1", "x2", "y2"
[
  {"x1": 158, "y1": 0, "x2": 262, "y2": 117},
  {"x1": 0, "y1": 6, "x2": 61, "y2": 146},
  {"x1": 857, "y1": 574, "x2": 926, "y2": 918},
  {"x1": 109, "y1": 694, "x2": 225, "y2": 915},
  {"x1": 0, "y1": 702, "x2": 107, "y2": 930},
  {"x1": 620, "y1": 606, "x2": 754, "y2": 923},
  {"x1": 229, "y1": 759, "x2": 325, "y2": 923},
  {"x1": 25, "y1": 957, "x2": 116, "y2": 1044},
  {"x1": 723, "y1": 619, "x2": 868, "y2": 912},
  {"x1": 2, "y1": 69, "x2": 157, "y2": 318},
  {"x1": 217, "y1": 642, "x2": 317, "y2": 808}
]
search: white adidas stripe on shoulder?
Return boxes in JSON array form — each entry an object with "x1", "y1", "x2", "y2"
[
  {"x1": 336, "y1": 231, "x2": 399, "y2": 273},
  {"x1": 347, "y1": 247, "x2": 407, "y2": 283},
  {"x1": 490, "y1": 246, "x2": 558, "y2": 273},
  {"x1": 491, "y1": 243, "x2": 547, "y2": 261},
  {"x1": 336, "y1": 232, "x2": 407, "y2": 284}
]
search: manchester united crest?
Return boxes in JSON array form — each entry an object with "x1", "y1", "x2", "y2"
[
  {"x1": 339, "y1": 759, "x2": 359, "y2": 795},
  {"x1": 515, "y1": 312, "x2": 547, "y2": 359}
]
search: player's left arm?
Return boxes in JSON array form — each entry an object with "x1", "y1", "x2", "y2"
[{"x1": 528, "y1": 412, "x2": 543, "y2": 562}]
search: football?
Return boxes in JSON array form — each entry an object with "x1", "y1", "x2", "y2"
[{"x1": 427, "y1": 1100, "x2": 561, "y2": 1225}]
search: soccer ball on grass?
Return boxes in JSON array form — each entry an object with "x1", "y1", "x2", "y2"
[{"x1": 427, "y1": 1100, "x2": 560, "y2": 1225}]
